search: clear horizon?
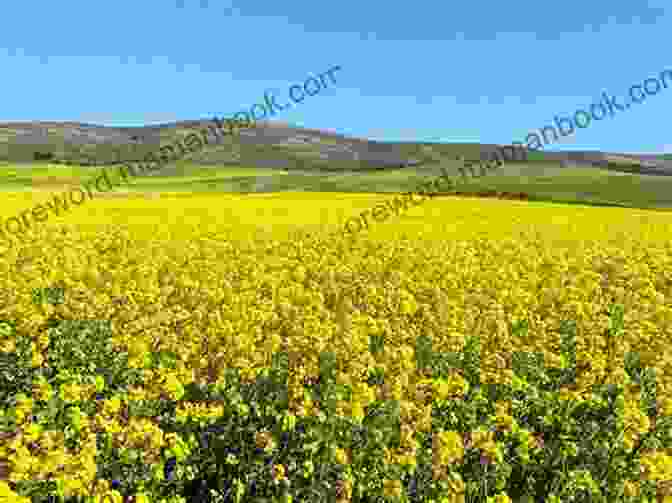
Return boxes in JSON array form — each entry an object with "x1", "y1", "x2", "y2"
[{"x1": 0, "y1": 0, "x2": 669, "y2": 154}]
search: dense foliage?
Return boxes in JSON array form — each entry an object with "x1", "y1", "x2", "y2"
[{"x1": 2, "y1": 195, "x2": 672, "y2": 502}]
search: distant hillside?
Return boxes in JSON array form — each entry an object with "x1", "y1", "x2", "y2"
[
  {"x1": 0, "y1": 120, "x2": 432, "y2": 170},
  {"x1": 0, "y1": 120, "x2": 670, "y2": 175}
]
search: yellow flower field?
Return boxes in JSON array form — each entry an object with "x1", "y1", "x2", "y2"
[{"x1": 2, "y1": 191, "x2": 672, "y2": 501}]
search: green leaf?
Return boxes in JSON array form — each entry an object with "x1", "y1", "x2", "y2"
[
  {"x1": 414, "y1": 333, "x2": 433, "y2": 371},
  {"x1": 31, "y1": 285, "x2": 65, "y2": 306},
  {"x1": 368, "y1": 334, "x2": 385, "y2": 355}
]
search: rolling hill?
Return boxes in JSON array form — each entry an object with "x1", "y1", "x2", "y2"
[
  {"x1": 1, "y1": 119, "x2": 669, "y2": 174},
  {"x1": 2, "y1": 120, "x2": 672, "y2": 209}
]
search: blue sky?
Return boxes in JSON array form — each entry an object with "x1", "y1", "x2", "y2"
[{"x1": 1, "y1": 0, "x2": 670, "y2": 154}]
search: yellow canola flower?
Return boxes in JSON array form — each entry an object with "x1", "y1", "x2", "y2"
[
  {"x1": 435, "y1": 430, "x2": 464, "y2": 466},
  {"x1": 383, "y1": 479, "x2": 403, "y2": 499},
  {"x1": 272, "y1": 463, "x2": 287, "y2": 482},
  {"x1": 493, "y1": 410, "x2": 516, "y2": 431},
  {"x1": 30, "y1": 342, "x2": 44, "y2": 367},
  {"x1": 470, "y1": 429, "x2": 502, "y2": 463},
  {"x1": 93, "y1": 491, "x2": 124, "y2": 503},
  {"x1": 32, "y1": 377, "x2": 53, "y2": 402},
  {"x1": 4, "y1": 194, "x2": 672, "y2": 488},
  {"x1": 350, "y1": 401, "x2": 366, "y2": 422},
  {"x1": 22, "y1": 422, "x2": 42, "y2": 442},
  {"x1": 433, "y1": 375, "x2": 469, "y2": 401},
  {"x1": 0, "y1": 481, "x2": 31, "y2": 503},
  {"x1": 640, "y1": 451, "x2": 672, "y2": 481},
  {"x1": 399, "y1": 290, "x2": 419, "y2": 315},
  {"x1": 660, "y1": 397, "x2": 672, "y2": 417},
  {"x1": 161, "y1": 372, "x2": 185, "y2": 400},
  {"x1": 58, "y1": 382, "x2": 91, "y2": 403},
  {"x1": 102, "y1": 397, "x2": 123, "y2": 415},
  {"x1": 335, "y1": 447, "x2": 349, "y2": 465},
  {"x1": 623, "y1": 480, "x2": 639, "y2": 497},
  {"x1": 0, "y1": 337, "x2": 15, "y2": 352},
  {"x1": 487, "y1": 494, "x2": 512, "y2": 503},
  {"x1": 13, "y1": 395, "x2": 33, "y2": 424},
  {"x1": 444, "y1": 473, "x2": 466, "y2": 501},
  {"x1": 471, "y1": 429, "x2": 495, "y2": 449},
  {"x1": 176, "y1": 402, "x2": 225, "y2": 423}
]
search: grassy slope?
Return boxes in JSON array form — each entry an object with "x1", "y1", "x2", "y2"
[{"x1": 3, "y1": 159, "x2": 672, "y2": 210}]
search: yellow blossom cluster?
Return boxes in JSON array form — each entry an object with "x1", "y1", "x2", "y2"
[
  {"x1": 2, "y1": 193, "x2": 672, "y2": 499},
  {"x1": 640, "y1": 450, "x2": 672, "y2": 481},
  {"x1": 175, "y1": 401, "x2": 225, "y2": 423},
  {"x1": 2, "y1": 424, "x2": 97, "y2": 494}
]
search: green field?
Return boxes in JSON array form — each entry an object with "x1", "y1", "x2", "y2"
[{"x1": 3, "y1": 159, "x2": 672, "y2": 211}]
